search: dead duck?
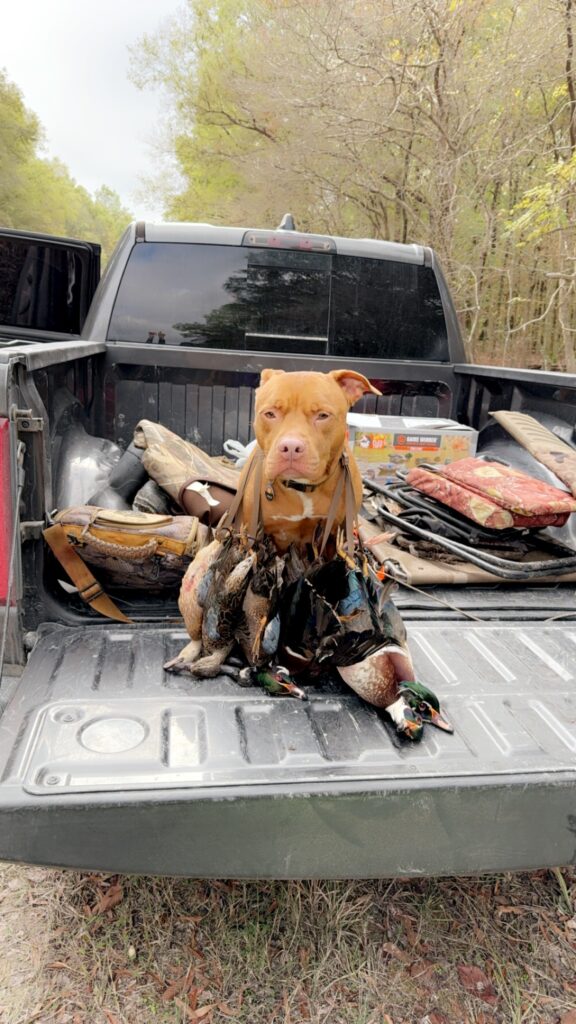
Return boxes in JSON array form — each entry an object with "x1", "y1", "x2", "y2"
[
  {"x1": 339, "y1": 651, "x2": 453, "y2": 741},
  {"x1": 336, "y1": 638, "x2": 418, "y2": 736},
  {"x1": 334, "y1": 592, "x2": 421, "y2": 738},
  {"x1": 236, "y1": 534, "x2": 284, "y2": 668},
  {"x1": 332, "y1": 565, "x2": 452, "y2": 740},
  {"x1": 165, "y1": 535, "x2": 255, "y2": 678},
  {"x1": 238, "y1": 664, "x2": 308, "y2": 700},
  {"x1": 280, "y1": 559, "x2": 450, "y2": 741},
  {"x1": 194, "y1": 544, "x2": 256, "y2": 677},
  {"x1": 164, "y1": 538, "x2": 222, "y2": 673}
]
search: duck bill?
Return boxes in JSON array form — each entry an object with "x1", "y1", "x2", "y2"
[
  {"x1": 280, "y1": 680, "x2": 308, "y2": 701},
  {"x1": 427, "y1": 706, "x2": 454, "y2": 733}
]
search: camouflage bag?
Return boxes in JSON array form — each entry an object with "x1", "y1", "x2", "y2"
[{"x1": 133, "y1": 420, "x2": 240, "y2": 526}]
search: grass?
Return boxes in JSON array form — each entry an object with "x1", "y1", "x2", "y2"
[{"x1": 0, "y1": 866, "x2": 575, "y2": 1024}]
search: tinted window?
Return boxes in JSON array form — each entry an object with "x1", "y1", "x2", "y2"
[
  {"x1": 0, "y1": 236, "x2": 90, "y2": 334},
  {"x1": 108, "y1": 242, "x2": 449, "y2": 360}
]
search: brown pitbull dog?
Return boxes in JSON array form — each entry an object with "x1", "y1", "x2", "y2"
[
  {"x1": 243, "y1": 368, "x2": 380, "y2": 550},
  {"x1": 166, "y1": 368, "x2": 416, "y2": 723}
]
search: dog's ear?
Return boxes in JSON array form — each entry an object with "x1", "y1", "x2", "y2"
[
  {"x1": 259, "y1": 369, "x2": 286, "y2": 387},
  {"x1": 329, "y1": 370, "x2": 382, "y2": 406}
]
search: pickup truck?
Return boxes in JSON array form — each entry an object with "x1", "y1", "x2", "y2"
[{"x1": 0, "y1": 221, "x2": 575, "y2": 879}]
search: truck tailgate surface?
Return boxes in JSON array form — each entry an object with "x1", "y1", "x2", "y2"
[{"x1": 0, "y1": 621, "x2": 575, "y2": 876}]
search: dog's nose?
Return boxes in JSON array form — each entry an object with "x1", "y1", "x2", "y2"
[{"x1": 277, "y1": 436, "x2": 306, "y2": 458}]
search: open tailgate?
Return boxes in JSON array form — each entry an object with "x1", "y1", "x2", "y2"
[{"x1": 0, "y1": 608, "x2": 575, "y2": 878}]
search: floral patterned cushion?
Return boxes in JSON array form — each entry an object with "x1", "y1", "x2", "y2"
[{"x1": 406, "y1": 458, "x2": 576, "y2": 530}]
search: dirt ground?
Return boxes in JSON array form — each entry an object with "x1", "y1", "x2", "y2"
[{"x1": 0, "y1": 864, "x2": 575, "y2": 1024}]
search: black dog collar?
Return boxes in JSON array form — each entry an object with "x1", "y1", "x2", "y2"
[{"x1": 281, "y1": 479, "x2": 321, "y2": 493}]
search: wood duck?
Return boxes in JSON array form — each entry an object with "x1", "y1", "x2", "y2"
[
  {"x1": 239, "y1": 664, "x2": 308, "y2": 700},
  {"x1": 393, "y1": 681, "x2": 454, "y2": 740},
  {"x1": 337, "y1": 620, "x2": 453, "y2": 742}
]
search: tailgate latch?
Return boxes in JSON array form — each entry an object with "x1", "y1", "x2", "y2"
[{"x1": 11, "y1": 408, "x2": 43, "y2": 432}]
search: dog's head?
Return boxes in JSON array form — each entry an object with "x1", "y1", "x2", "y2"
[{"x1": 254, "y1": 369, "x2": 381, "y2": 483}]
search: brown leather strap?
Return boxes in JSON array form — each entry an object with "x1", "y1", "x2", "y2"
[
  {"x1": 43, "y1": 524, "x2": 132, "y2": 623},
  {"x1": 320, "y1": 454, "x2": 357, "y2": 558},
  {"x1": 217, "y1": 448, "x2": 264, "y2": 539},
  {"x1": 344, "y1": 459, "x2": 357, "y2": 560},
  {"x1": 320, "y1": 466, "x2": 345, "y2": 555},
  {"x1": 248, "y1": 451, "x2": 263, "y2": 539}
]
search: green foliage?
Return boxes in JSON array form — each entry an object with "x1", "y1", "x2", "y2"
[
  {"x1": 0, "y1": 70, "x2": 131, "y2": 261},
  {"x1": 507, "y1": 154, "x2": 576, "y2": 243},
  {"x1": 0, "y1": 70, "x2": 41, "y2": 225},
  {"x1": 134, "y1": 0, "x2": 272, "y2": 223}
]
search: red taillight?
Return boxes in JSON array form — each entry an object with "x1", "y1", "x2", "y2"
[{"x1": 0, "y1": 418, "x2": 13, "y2": 604}]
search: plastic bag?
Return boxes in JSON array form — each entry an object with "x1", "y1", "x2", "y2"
[
  {"x1": 223, "y1": 438, "x2": 258, "y2": 468},
  {"x1": 54, "y1": 424, "x2": 122, "y2": 509}
]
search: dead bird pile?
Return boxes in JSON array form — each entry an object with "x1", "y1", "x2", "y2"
[
  {"x1": 173, "y1": 524, "x2": 403, "y2": 684},
  {"x1": 166, "y1": 524, "x2": 454, "y2": 741}
]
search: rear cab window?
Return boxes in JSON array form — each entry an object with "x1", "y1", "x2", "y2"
[{"x1": 107, "y1": 242, "x2": 449, "y2": 361}]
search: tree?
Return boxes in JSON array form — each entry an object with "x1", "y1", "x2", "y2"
[
  {"x1": 0, "y1": 70, "x2": 131, "y2": 261},
  {"x1": 0, "y1": 70, "x2": 41, "y2": 226}
]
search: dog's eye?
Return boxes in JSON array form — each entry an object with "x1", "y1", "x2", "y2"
[
  {"x1": 263, "y1": 409, "x2": 277, "y2": 420},
  {"x1": 315, "y1": 411, "x2": 331, "y2": 421}
]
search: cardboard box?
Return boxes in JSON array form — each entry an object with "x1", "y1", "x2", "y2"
[{"x1": 347, "y1": 414, "x2": 478, "y2": 485}]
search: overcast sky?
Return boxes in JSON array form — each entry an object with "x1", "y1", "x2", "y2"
[{"x1": 0, "y1": 0, "x2": 183, "y2": 221}]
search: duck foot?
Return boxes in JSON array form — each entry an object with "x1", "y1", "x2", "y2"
[
  {"x1": 163, "y1": 639, "x2": 202, "y2": 674},
  {"x1": 217, "y1": 663, "x2": 241, "y2": 679},
  {"x1": 164, "y1": 641, "x2": 237, "y2": 679},
  {"x1": 183, "y1": 650, "x2": 233, "y2": 678}
]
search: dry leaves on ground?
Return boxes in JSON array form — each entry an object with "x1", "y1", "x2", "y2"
[{"x1": 457, "y1": 963, "x2": 499, "y2": 1006}]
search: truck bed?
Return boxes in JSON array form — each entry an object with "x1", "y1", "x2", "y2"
[
  {"x1": 1, "y1": 586, "x2": 575, "y2": 876},
  {"x1": 2, "y1": 336, "x2": 576, "y2": 876}
]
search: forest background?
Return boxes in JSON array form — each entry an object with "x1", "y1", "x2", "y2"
[{"x1": 3, "y1": 0, "x2": 576, "y2": 371}]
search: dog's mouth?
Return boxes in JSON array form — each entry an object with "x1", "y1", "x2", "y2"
[{"x1": 266, "y1": 457, "x2": 323, "y2": 482}]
